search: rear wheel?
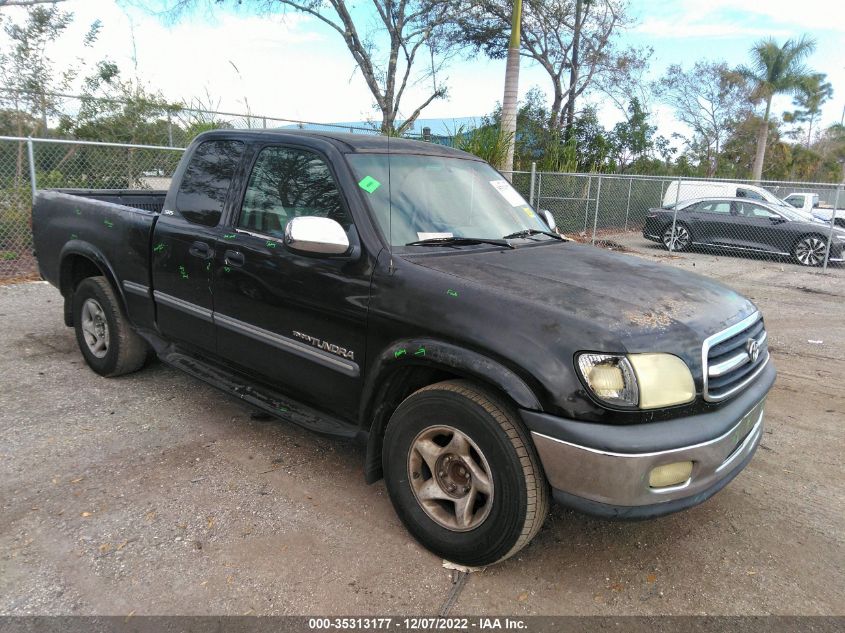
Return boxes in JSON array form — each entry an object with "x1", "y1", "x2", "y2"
[
  {"x1": 73, "y1": 276, "x2": 148, "y2": 377},
  {"x1": 383, "y1": 380, "x2": 549, "y2": 566},
  {"x1": 661, "y1": 222, "x2": 692, "y2": 252},
  {"x1": 793, "y1": 235, "x2": 827, "y2": 266}
]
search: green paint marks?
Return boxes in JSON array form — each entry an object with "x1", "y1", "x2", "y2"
[
  {"x1": 223, "y1": 266, "x2": 231, "y2": 273},
  {"x1": 414, "y1": 346, "x2": 426, "y2": 357},
  {"x1": 394, "y1": 348, "x2": 407, "y2": 359},
  {"x1": 223, "y1": 233, "x2": 236, "y2": 239},
  {"x1": 70, "y1": 233, "x2": 78, "y2": 240},
  {"x1": 277, "y1": 406, "x2": 288, "y2": 412},
  {"x1": 206, "y1": 262, "x2": 211, "y2": 272},
  {"x1": 178, "y1": 265, "x2": 189, "y2": 280},
  {"x1": 74, "y1": 208, "x2": 82, "y2": 216},
  {"x1": 153, "y1": 242, "x2": 166, "y2": 252},
  {"x1": 358, "y1": 175, "x2": 381, "y2": 194},
  {"x1": 266, "y1": 241, "x2": 277, "y2": 248},
  {"x1": 103, "y1": 219, "x2": 114, "y2": 228},
  {"x1": 446, "y1": 289, "x2": 458, "y2": 298}
]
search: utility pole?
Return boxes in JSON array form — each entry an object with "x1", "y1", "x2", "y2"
[{"x1": 500, "y1": 0, "x2": 522, "y2": 180}]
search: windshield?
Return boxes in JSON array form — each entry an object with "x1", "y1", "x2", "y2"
[
  {"x1": 346, "y1": 154, "x2": 550, "y2": 246},
  {"x1": 775, "y1": 205, "x2": 813, "y2": 222}
]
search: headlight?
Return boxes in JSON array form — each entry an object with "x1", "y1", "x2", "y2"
[
  {"x1": 577, "y1": 353, "x2": 639, "y2": 407},
  {"x1": 576, "y1": 352, "x2": 695, "y2": 409}
]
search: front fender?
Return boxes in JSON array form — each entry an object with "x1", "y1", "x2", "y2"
[{"x1": 361, "y1": 337, "x2": 541, "y2": 419}]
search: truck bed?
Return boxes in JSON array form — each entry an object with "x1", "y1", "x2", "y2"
[{"x1": 31, "y1": 189, "x2": 165, "y2": 313}]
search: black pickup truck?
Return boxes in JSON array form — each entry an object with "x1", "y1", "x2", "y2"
[{"x1": 32, "y1": 130, "x2": 775, "y2": 566}]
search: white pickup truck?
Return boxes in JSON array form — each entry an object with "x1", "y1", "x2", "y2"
[{"x1": 784, "y1": 192, "x2": 845, "y2": 228}]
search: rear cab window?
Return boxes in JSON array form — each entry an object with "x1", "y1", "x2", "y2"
[{"x1": 176, "y1": 140, "x2": 245, "y2": 227}]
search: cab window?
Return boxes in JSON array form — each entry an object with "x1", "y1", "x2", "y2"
[
  {"x1": 239, "y1": 146, "x2": 350, "y2": 238},
  {"x1": 176, "y1": 140, "x2": 245, "y2": 227}
]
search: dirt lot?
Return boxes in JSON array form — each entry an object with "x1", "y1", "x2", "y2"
[{"x1": 1, "y1": 242, "x2": 843, "y2": 616}]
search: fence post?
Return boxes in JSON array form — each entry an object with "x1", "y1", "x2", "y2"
[
  {"x1": 659, "y1": 179, "x2": 666, "y2": 206},
  {"x1": 591, "y1": 175, "x2": 602, "y2": 245},
  {"x1": 668, "y1": 177, "x2": 682, "y2": 252},
  {"x1": 26, "y1": 137, "x2": 36, "y2": 204},
  {"x1": 623, "y1": 176, "x2": 633, "y2": 231},
  {"x1": 583, "y1": 175, "x2": 592, "y2": 233},
  {"x1": 536, "y1": 172, "x2": 543, "y2": 210},
  {"x1": 529, "y1": 162, "x2": 536, "y2": 207},
  {"x1": 822, "y1": 185, "x2": 842, "y2": 271},
  {"x1": 167, "y1": 112, "x2": 174, "y2": 147}
]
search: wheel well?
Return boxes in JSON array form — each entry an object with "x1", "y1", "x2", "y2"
[
  {"x1": 362, "y1": 365, "x2": 516, "y2": 484},
  {"x1": 59, "y1": 255, "x2": 118, "y2": 326},
  {"x1": 792, "y1": 232, "x2": 828, "y2": 251}
]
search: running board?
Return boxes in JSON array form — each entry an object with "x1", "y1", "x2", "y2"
[{"x1": 160, "y1": 349, "x2": 359, "y2": 440}]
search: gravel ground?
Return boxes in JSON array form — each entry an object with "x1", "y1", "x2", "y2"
[{"x1": 0, "y1": 245, "x2": 843, "y2": 616}]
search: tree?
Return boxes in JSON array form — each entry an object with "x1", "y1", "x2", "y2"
[
  {"x1": 447, "y1": 0, "x2": 630, "y2": 134},
  {"x1": 609, "y1": 97, "x2": 671, "y2": 172},
  {"x1": 656, "y1": 61, "x2": 751, "y2": 176},
  {"x1": 163, "y1": 0, "x2": 455, "y2": 135},
  {"x1": 0, "y1": 1, "x2": 68, "y2": 7},
  {"x1": 499, "y1": 0, "x2": 522, "y2": 174},
  {"x1": 0, "y1": 5, "x2": 99, "y2": 184},
  {"x1": 783, "y1": 73, "x2": 833, "y2": 147},
  {"x1": 738, "y1": 35, "x2": 817, "y2": 182}
]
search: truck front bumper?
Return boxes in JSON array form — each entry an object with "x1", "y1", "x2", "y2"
[{"x1": 521, "y1": 362, "x2": 775, "y2": 519}]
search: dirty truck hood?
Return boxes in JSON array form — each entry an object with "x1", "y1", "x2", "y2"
[{"x1": 407, "y1": 241, "x2": 756, "y2": 350}]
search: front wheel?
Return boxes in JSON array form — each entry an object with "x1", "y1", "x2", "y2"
[
  {"x1": 793, "y1": 235, "x2": 828, "y2": 266},
  {"x1": 661, "y1": 222, "x2": 692, "y2": 252},
  {"x1": 383, "y1": 380, "x2": 549, "y2": 566}
]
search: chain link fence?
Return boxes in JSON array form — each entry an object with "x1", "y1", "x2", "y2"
[
  {"x1": 0, "y1": 136, "x2": 184, "y2": 280},
  {"x1": 3, "y1": 135, "x2": 844, "y2": 281},
  {"x1": 506, "y1": 168, "x2": 845, "y2": 272}
]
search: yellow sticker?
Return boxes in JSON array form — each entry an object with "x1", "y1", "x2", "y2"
[{"x1": 522, "y1": 207, "x2": 535, "y2": 218}]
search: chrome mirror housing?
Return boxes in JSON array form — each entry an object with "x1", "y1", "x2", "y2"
[
  {"x1": 284, "y1": 216, "x2": 350, "y2": 255},
  {"x1": 540, "y1": 209, "x2": 556, "y2": 230}
]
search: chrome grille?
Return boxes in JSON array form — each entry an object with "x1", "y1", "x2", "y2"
[{"x1": 703, "y1": 312, "x2": 769, "y2": 402}]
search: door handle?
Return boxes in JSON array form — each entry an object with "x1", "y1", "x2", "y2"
[
  {"x1": 189, "y1": 241, "x2": 212, "y2": 259},
  {"x1": 224, "y1": 250, "x2": 245, "y2": 267}
]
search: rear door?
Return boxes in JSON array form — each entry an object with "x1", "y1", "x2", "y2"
[
  {"x1": 151, "y1": 139, "x2": 245, "y2": 352},
  {"x1": 687, "y1": 200, "x2": 736, "y2": 245},
  {"x1": 211, "y1": 142, "x2": 371, "y2": 418}
]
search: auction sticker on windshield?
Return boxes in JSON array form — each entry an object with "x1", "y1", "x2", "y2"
[{"x1": 489, "y1": 179, "x2": 527, "y2": 206}]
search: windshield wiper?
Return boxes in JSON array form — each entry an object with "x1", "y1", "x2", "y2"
[
  {"x1": 502, "y1": 229, "x2": 563, "y2": 241},
  {"x1": 405, "y1": 236, "x2": 515, "y2": 249}
]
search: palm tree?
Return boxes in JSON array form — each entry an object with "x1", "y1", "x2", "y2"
[
  {"x1": 499, "y1": 0, "x2": 523, "y2": 178},
  {"x1": 739, "y1": 35, "x2": 817, "y2": 182}
]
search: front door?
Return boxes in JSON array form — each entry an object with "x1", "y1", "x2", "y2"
[
  {"x1": 211, "y1": 143, "x2": 371, "y2": 419},
  {"x1": 151, "y1": 138, "x2": 246, "y2": 353}
]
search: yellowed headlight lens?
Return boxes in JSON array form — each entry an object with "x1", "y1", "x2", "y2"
[
  {"x1": 628, "y1": 353, "x2": 695, "y2": 409},
  {"x1": 588, "y1": 364, "x2": 625, "y2": 395}
]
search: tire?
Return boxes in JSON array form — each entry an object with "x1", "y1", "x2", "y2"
[
  {"x1": 383, "y1": 380, "x2": 549, "y2": 566},
  {"x1": 792, "y1": 234, "x2": 828, "y2": 267},
  {"x1": 72, "y1": 276, "x2": 148, "y2": 377},
  {"x1": 661, "y1": 222, "x2": 692, "y2": 252}
]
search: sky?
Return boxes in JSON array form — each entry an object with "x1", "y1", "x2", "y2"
[{"x1": 2, "y1": 0, "x2": 844, "y2": 142}]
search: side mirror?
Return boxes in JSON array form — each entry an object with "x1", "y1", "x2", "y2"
[
  {"x1": 769, "y1": 215, "x2": 786, "y2": 224},
  {"x1": 284, "y1": 216, "x2": 350, "y2": 255},
  {"x1": 539, "y1": 209, "x2": 556, "y2": 230}
]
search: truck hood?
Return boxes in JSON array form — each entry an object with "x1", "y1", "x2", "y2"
[{"x1": 405, "y1": 241, "x2": 756, "y2": 352}]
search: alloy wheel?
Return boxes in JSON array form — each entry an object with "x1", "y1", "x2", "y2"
[
  {"x1": 80, "y1": 298, "x2": 110, "y2": 358},
  {"x1": 794, "y1": 236, "x2": 827, "y2": 266},
  {"x1": 662, "y1": 224, "x2": 690, "y2": 251},
  {"x1": 407, "y1": 425, "x2": 494, "y2": 532}
]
